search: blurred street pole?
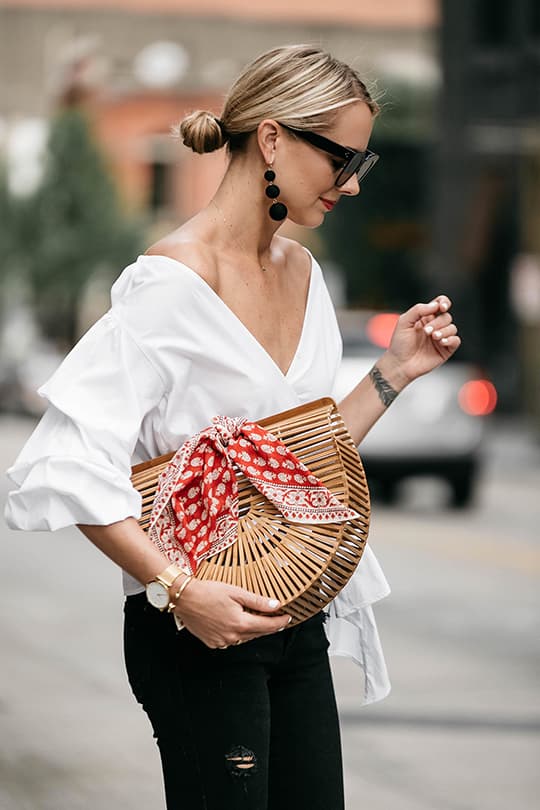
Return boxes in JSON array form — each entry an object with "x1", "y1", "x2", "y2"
[
  {"x1": 519, "y1": 158, "x2": 540, "y2": 431},
  {"x1": 432, "y1": 0, "x2": 540, "y2": 421}
]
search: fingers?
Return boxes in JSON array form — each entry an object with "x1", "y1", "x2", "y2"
[
  {"x1": 404, "y1": 295, "x2": 452, "y2": 327},
  {"x1": 222, "y1": 590, "x2": 292, "y2": 644},
  {"x1": 231, "y1": 587, "x2": 282, "y2": 614},
  {"x1": 433, "y1": 295, "x2": 451, "y2": 312},
  {"x1": 233, "y1": 588, "x2": 292, "y2": 637},
  {"x1": 406, "y1": 296, "x2": 458, "y2": 346},
  {"x1": 422, "y1": 313, "x2": 453, "y2": 336},
  {"x1": 426, "y1": 322, "x2": 461, "y2": 352},
  {"x1": 240, "y1": 612, "x2": 292, "y2": 638},
  {"x1": 215, "y1": 586, "x2": 291, "y2": 645},
  {"x1": 439, "y1": 334, "x2": 461, "y2": 353},
  {"x1": 177, "y1": 581, "x2": 293, "y2": 649},
  {"x1": 399, "y1": 294, "x2": 460, "y2": 358},
  {"x1": 207, "y1": 612, "x2": 291, "y2": 649},
  {"x1": 426, "y1": 323, "x2": 457, "y2": 343}
]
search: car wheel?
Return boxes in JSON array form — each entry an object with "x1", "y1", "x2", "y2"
[
  {"x1": 376, "y1": 479, "x2": 399, "y2": 505},
  {"x1": 449, "y1": 473, "x2": 475, "y2": 508}
]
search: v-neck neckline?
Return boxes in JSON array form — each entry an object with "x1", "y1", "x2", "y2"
[{"x1": 141, "y1": 253, "x2": 315, "y2": 380}]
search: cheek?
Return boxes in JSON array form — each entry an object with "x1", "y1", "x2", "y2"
[
  {"x1": 277, "y1": 170, "x2": 309, "y2": 206},
  {"x1": 282, "y1": 161, "x2": 332, "y2": 202},
  {"x1": 283, "y1": 149, "x2": 315, "y2": 184},
  {"x1": 277, "y1": 149, "x2": 335, "y2": 214}
]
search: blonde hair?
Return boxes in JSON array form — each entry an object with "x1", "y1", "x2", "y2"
[{"x1": 179, "y1": 44, "x2": 379, "y2": 154}]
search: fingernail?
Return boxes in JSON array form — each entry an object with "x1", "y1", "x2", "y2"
[
  {"x1": 268, "y1": 599, "x2": 279, "y2": 609},
  {"x1": 434, "y1": 330, "x2": 442, "y2": 339},
  {"x1": 440, "y1": 301, "x2": 448, "y2": 310},
  {"x1": 287, "y1": 616, "x2": 292, "y2": 624},
  {"x1": 441, "y1": 337, "x2": 448, "y2": 345},
  {"x1": 424, "y1": 325, "x2": 433, "y2": 335}
]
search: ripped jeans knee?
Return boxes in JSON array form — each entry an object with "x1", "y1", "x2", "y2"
[{"x1": 225, "y1": 745, "x2": 258, "y2": 778}]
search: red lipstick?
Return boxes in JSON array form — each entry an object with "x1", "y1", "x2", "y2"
[{"x1": 320, "y1": 198, "x2": 336, "y2": 211}]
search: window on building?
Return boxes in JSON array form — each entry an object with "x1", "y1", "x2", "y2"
[
  {"x1": 473, "y1": 0, "x2": 512, "y2": 47},
  {"x1": 147, "y1": 134, "x2": 176, "y2": 216},
  {"x1": 149, "y1": 160, "x2": 170, "y2": 212}
]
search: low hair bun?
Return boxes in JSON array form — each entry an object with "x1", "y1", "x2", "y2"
[{"x1": 178, "y1": 110, "x2": 226, "y2": 154}]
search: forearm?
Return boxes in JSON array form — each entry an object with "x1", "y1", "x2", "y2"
[
  {"x1": 338, "y1": 352, "x2": 410, "y2": 446},
  {"x1": 78, "y1": 516, "x2": 292, "y2": 648},
  {"x1": 77, "y1": 517, "x2": 171, "y2": 587}
]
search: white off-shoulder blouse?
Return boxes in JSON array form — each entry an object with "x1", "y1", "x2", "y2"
[{"x1": 5, "y1": 252, "x2": 391, "y2": 704}]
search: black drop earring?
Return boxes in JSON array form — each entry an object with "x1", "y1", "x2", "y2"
[{"x1": 264, "y1": 167, "x2": 288, "y2": 221}]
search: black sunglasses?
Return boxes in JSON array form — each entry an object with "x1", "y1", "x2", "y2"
[{"x1": 279, "y1": 123, "x2": 379, "y2": 187}]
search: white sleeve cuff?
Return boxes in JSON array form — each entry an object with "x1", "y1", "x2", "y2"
[{"x1": 5, "y1": 454, "x2": 142, "y2": 531}]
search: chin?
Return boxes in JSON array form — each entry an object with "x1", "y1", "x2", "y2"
[{"x1": 287, "y1": 208, "x2": 326, "y2": 229}]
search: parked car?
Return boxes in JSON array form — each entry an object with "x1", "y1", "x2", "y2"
[{"x1": 333, "y1": 310, "x2": 497, "y2": 508}]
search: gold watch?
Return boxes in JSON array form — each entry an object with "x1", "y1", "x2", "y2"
[{"x1": 145, "y1": 563, "x2": 189, "y2": 611}]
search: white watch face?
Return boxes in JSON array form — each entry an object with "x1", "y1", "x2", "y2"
[{"x1": 146, "y1": 581, "x2": 169, "y2": 610}]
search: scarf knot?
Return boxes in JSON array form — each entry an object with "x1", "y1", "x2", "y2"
[{"x1": 211, "y1": 415, "x2": 247, "y2": 450}]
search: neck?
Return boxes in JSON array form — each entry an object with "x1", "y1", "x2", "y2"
[{"x1": 209, "y1": 158, "x2": 283, "y2": 261}]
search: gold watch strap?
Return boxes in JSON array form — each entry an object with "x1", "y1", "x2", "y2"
[{"x1": 154, "y1": 563, "x2": 189, "y2": 589}]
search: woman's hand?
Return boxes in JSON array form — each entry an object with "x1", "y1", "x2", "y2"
[
  {"x1": 78, "y1": 518, "x2": 290, "y2": 649},
  {"x1": 174, "y1": 578, "x2": 291, "y2": 648},
  {"x1": 338, "y1": 295, "x2": 461, "y2": 446},
  {"x1": 379, "y1": 295, "x2": 461, "y2": 389}
]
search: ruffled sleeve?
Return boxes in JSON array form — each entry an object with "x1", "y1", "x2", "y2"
[
  {"x1": 4, "y1": 257, "x2": 189, "y2": 532},
  {"x1": 325, "y1": 546, "x2": 392, "y2": 704}
]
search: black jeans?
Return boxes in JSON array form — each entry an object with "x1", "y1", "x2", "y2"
[{"x1": 124, "y1": 594, "x2": 345, "y2": 810}]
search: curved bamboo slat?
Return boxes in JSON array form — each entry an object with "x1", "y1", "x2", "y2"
[{"x1": 131, "y1": 397, "x2": 370, "y2": 625}]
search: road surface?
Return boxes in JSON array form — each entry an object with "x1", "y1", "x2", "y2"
[{"x1": 1, "y1": 415, "x2": 538, "y2": 809}]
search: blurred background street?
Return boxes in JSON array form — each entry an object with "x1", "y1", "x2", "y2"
[
  {"x1": 1, "y1": 413, "x2": 539, "y2": 809},
  {"x1": 1, "y1": 0, "x2": 540, "y2": 808}
]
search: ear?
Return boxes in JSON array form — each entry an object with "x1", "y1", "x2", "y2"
[{"x1": 256, "y1": 119, "x2": 280, "y2": 165}]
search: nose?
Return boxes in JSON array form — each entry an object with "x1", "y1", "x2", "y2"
[{"x1": 337, "y1": 173, "x2": 360, "y2": 196}]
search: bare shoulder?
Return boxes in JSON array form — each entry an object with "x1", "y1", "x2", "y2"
[
  {"x1": 278, "y1": 237, "x2": 312, "y2": 278},
  {"x1": 145, "y1": 232, "x2": 219, "y2": 291}
]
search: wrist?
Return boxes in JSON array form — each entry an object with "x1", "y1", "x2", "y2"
[
  {"x1": 375, "y1": 353, "x2": 411, "y2": 393},
  {"x1": 167, "y1": 573, "x2": 193, "y2": 611},
  {"x1": 145, "y1": 562, "x2": 189, "y2": 612},
  {"x1": 168, "y1": 574, "x2": 195, "y2": 632}
]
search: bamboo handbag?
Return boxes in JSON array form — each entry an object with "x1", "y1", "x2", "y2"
[{"x1": 130, "y1": 397, "x2": 370, "y2": 625}]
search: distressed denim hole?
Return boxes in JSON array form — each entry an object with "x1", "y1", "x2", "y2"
[{"x1": 225, "y1": 745, "x2": 258, "y2": 777}]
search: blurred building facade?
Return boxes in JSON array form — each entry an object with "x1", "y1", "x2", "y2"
[
  {"x1": 1, "y1": 0, "x2": 538, "y2": 422},
  {"x1": 0, "y1": 0, "x2": 442, "y2": 411},
  {"x1": 0, "y1": 0, "x2": 438, "y2": 224}
]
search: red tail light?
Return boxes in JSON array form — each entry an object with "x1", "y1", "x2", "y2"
[
  {"x1": 458, "y1": 380, "x2": 497, "y2": 416},
  {"x1": 366, "y1": 313, "x2": 400, "y2": 349}
]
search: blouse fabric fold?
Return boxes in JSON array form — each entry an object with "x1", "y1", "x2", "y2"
[{"x1": 5, "y1": 252, "x2": 390, "y2": 704}]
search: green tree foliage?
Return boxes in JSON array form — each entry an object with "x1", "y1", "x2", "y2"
[
  {"x1": 11, "y1": 109, "x2": 143, "y2": 346},
  {"x1": 0, "y1": 160, "x2": 22, "y2": 279}
]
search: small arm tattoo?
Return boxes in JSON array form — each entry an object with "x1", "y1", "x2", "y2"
[{"x1": 369, "y1": 365, "x2": 399, "y2": 407}]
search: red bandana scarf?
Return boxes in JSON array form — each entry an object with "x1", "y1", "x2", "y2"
[{"x1": 149, "y1": 415, "x2": 359, "y2": 574}]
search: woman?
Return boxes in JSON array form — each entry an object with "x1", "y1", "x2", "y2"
[{"x1": 5, "y1": 45, "x2": 460, "y2": 809}]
